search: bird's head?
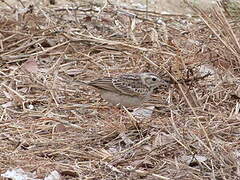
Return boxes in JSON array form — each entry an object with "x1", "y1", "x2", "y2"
[{"x1": 141, "y1": 72, "x2": 168, "y2": 89}]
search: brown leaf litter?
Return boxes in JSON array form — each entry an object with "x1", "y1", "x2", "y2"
[{"x1": 0, "y1": 0, "x2": 240, "y2": 179}]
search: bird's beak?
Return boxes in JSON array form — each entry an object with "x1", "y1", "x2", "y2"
[{"x1": 159, "y1": 79, "x2": 170, "y2": 88}]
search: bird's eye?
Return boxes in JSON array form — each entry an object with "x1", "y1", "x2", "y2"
[{"x1": 152, "y1": 77, "x2": 157, "y2": 81}]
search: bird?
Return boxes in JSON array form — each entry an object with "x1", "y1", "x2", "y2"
[{"x1": 81, "y1": 72, "x2": 168, "y2": 107}]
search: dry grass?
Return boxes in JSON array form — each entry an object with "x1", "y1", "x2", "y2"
[{"x1": 0, "y1": 0, "x2": 240, "y2": 179}]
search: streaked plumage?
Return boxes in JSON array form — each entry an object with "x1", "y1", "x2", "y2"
[{"x1": 85, "y1": 72, "x2": 167, "y2": 107}]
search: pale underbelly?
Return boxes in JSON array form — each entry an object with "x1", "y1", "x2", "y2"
[{"x1": 100, "y1": 91, "x2": 148, "y2": 107}]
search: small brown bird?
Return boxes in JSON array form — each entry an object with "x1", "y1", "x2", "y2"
[{"x1": 82, "y1": 72, "x2": 167, "y2": 107}]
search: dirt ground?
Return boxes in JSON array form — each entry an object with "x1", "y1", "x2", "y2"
[
  {"x1": 0, "y1": 0, "x2": 240, "y2": 179},
  {"x1": 3, "y1": 0, "x2": 218, "y2": 13}
]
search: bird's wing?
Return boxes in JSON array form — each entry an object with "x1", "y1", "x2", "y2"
[
  {"x1": 112, "y1": 74, "x2": 149, "y2": 96},
  {"x1": 87, "y1": 77, "x2": 122, "y2": 94}
]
